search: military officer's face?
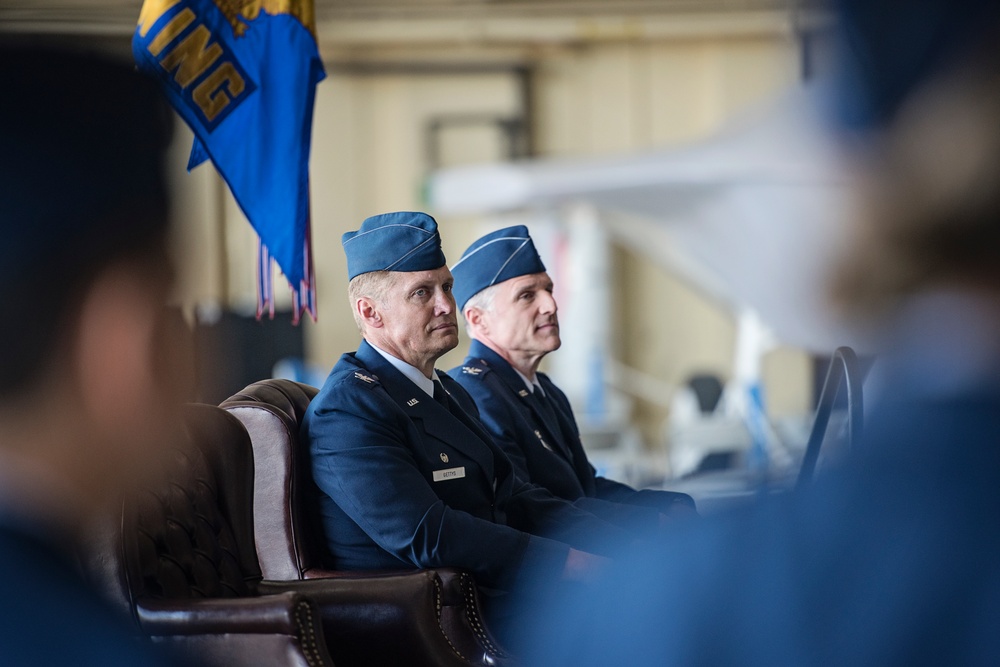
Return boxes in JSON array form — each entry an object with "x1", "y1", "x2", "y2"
[
  {"x1": 378, "y1": 265, "x2": 459, "y2": 369},
  {"x1": 484, "y1": 272, "x2": 561, "y2": 358}
]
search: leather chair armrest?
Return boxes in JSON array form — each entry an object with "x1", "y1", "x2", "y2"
[
  {"x1": 259, "y1": 569, "x2": 516, "y2": 667},
  {"x1": 136, "y1": 593, "x2": 333, "y2": 667},
  {"x1": 136, "y1": 591, "x2": 318, "y2": 636}
]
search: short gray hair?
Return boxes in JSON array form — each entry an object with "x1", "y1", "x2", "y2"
[
  {"x1": 347, "y1": 270, "x2": 397, "y2": 333},
  {"x1": 462, "y1": 281, "x2": 502, "y2": 337}
]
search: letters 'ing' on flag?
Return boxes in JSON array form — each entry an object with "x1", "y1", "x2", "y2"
[{"x1": 133, "y1": 0, "x2": 325, "y2": 322}]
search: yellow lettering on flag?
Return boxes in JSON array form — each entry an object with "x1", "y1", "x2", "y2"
[
  {"x1": 147, "y1": 8, "x2": 196, "y2": 56},
  {"x1": 192, "y1": 62, "x2": 246, "y2": 121},
  {"x1": 159, "y1": 25, "x2": 224, "y2": 87}
]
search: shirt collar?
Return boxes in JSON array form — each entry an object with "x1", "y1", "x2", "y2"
[
  {"x1": 367, "y1": 340, "x2": 438, "y2": 397},
  {"x1": 512, "y1": 366, "x2": 545, "y2": 396}
]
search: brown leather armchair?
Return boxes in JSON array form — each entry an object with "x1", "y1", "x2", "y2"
[
  {"x1": 222, "y1": 379, "x2": 515, "y2": 667},
  {"x1": 85, "y1": 403, "x2": 336, "y2": 667}
]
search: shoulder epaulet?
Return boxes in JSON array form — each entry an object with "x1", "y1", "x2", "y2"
[
  {"x1": 349, "y1": 370, "x2": 381, "y2": 388},
  {"x1": 459, "y1": 360, "x2": 490, "y2": 380}
]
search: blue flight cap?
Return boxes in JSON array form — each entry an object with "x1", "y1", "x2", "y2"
[
  {"x1": 342, "y1": 211, "x2": 447, "y2": 280},
  {"x1": 451, "y1": 225, "x2": 547, "y2": 311}
]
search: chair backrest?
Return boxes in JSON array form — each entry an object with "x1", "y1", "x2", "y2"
[
  {"x1": 84, "y1": 403, "x2": 263, "y2": 620},
  {"x1": 78, "y1": 402, "x2": 340, "y2": 667},
  {"x1": 221, "y1": 379, "x2": 322, "y2": 580},
  {"x1": 123, "y1": 403, "x2": 262, "y2": 606}
]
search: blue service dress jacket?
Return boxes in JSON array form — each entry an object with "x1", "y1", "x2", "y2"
[
  {"x1": 0, "y1": 514, "x2": 181, "y2": 666},
  {"x1": 449, "y1": 340, "x2": 695, "y2": 517},
  {"x1": 301, "y1": 340, "x2": 630, "y2": 590}
]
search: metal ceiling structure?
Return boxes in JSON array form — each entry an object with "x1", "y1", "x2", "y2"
[{"x1": 0, "y1": 0, "x2": 821, "y2": 36}]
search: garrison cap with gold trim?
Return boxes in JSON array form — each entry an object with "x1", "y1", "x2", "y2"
[
  {"x1": 342, "y1": 211, "x2": 447, "y2": 280},
  {"x1": 451, "y1": 225, "x2": 546, "y2": 310}
]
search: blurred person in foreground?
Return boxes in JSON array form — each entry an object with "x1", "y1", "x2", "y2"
[
  {"x1": 0, "y1": 45, "x2": 187, "y2": 664},
  {"x1": 447, "y1": 225, "x2": 696, "y2": 525},
  {"x1": 301, "y1": 212, "x2": 649, "y2": 650},
  {"x1": 523, "y1": 0, "x2": 1000, "y2": 664}
]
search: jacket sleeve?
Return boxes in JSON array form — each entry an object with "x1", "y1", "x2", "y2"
[
  {"x1": 594, "y1": 474, "x2": 698, "y2": 514},
  {"x1": 571, "y1": 494, "x2": 663, "y2": 531},
  {"x1": 502, "y1": 478, "x2": 641, "y2": 557},
  {"x1": 545, "y1": 379, "x2": 698, "y2": 516},
  {"x1": 461, "y1": 373, "x2": 665, "y2": 533}
]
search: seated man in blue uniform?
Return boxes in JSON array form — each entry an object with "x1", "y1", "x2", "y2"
[
  {"x1": 448, "y1": 226, "x2": 696, "y2": 519},
  {"x1": 302, "y1": 212, "x2": 636, "y2": 601}
]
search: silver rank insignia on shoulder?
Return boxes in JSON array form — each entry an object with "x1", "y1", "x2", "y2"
[
  {"x1": 406, "y1": 398, "x2": 419, "y2": 406},
  {"x1": 354, "y1": 372, "x2": 376, "y2": 384},
  {"x1": 461, "y1": 366, "x2": 483, "y2": 375},
  {"x1": 440, "y1": 452, "x2": 449, "y2": 463},
  {"x1": 535, "y1": 429, "x2": 554, "y2": 451},
  {"x1": 518, "y1": 389, "x2": 529, "y2": 397}
]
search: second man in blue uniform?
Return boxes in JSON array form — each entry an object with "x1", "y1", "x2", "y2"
[{"x1": 448, "y1": 225, "x2": 696, "y2": 518}]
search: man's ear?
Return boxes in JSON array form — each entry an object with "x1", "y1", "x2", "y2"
[
  {"x1": 357, "y1": 297, "x2": 383, "y2": 329},
  {"x1": 465, "y1": 306, "x2": 487, "y2": 335}
]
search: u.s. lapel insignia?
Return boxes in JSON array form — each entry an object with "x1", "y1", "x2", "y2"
[
  {"x1": 406, "y1": 398, "x2": 419, "y2": 406},
  {"x1": 354, "y1": 371, "x2": 376, "y2": 384},
  {"x1": 440, "y1": 452, "x2": 449, "y2": 463},
  {"x1": 534, "y1": 429, "x2": 554, "y2": 452},
  {"x1": 518, "y1": 389, "x2": 529, "y2": 397},
  {"x1": 461, "y1": 366, "x2": 483, "y2": 375}
]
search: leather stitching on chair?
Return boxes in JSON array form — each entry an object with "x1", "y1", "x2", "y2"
[
  {"x1": 460, "y1": 573, "x2": 507, "y2": 658},
  {"x1": 434, "y1": 574, "x2": 469, "y2": 662},
  {"x1": 293, "y1": 599, "x2": 326, "y2": 667}
]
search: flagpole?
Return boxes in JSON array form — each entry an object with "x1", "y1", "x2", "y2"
[{"x1": 213, "y1": 171, "x2": 230, "y2": 306}]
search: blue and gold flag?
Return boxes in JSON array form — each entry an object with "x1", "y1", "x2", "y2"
[{"x1": 134, "y1": 0, "x2": 325, "y2": 322}]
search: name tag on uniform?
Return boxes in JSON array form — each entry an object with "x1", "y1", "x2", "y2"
[{"x1": 433, "y1": 466, "x2": 466, "y2": 482}]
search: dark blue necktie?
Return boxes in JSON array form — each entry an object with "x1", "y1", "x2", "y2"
[
  {"x1": 433, "y1": 380, "x2": 451, "y2": 411},
  {"x1": 530, "y1": 387, "x2": 558, "y2": 425}
]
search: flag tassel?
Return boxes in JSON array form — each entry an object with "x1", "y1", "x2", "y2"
[{"x1": 256, "y1": 228, "x2": 317, "y2": 324}]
